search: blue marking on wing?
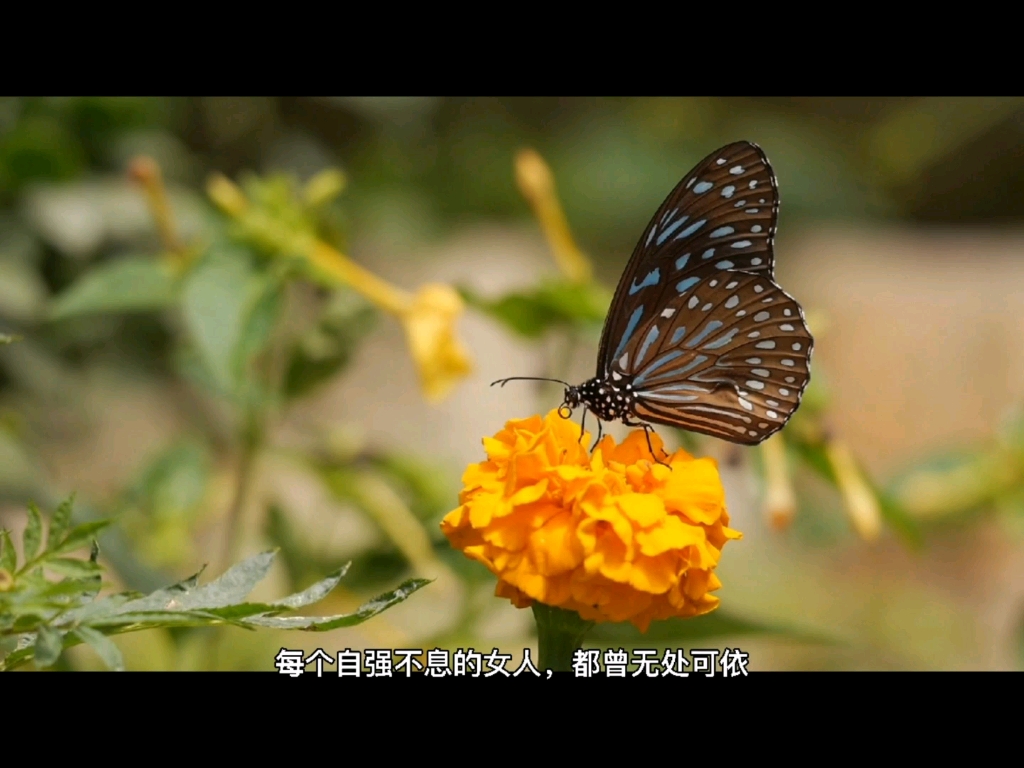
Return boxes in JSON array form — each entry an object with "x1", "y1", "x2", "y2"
[
  {"x1": 645, "y1": 226, "x2": 656, "y2": 247},
  {"x1": 656, "y1": 215, "x2": 690, "y2": 246},
  {"x1": 675, "y1": 253, "x2": 690, "y2": 271},
  {"x1": 731, "y1": 240, "x2": 753, "y2": 249},
  {"x1": 721, "y1": 185, "x2": 735, "y2": 198},
  {"x1": 633, "y1": 351, "x2": 684, "y2": 385},
  {"x1": 648, "y1": 383, "x2": 706, "y2": 392},
  {"x1": 702, "y1": 248, "x2": 715, "y2": 260},
  {"x1": 693, "y1": 181, "x2": 714, "y2": 194},
  {"x1": 710, "y1": 226, "x2": 734, "y2": 238},
  {"x1": 636, "y1": 326, "x2": 660, "y2": 367},
  {"x1": 715, "y1": 260, "x2": 734, "y2": 269},
  {"x1": 640, "y1": 354, "x2": 708, "y2": 385},
  {"x1": 612, "y1": 305, "x2": 644, "y2": 364},
  {"x1": 640, "y1": 393, "x2": 699, "y2": 402},
  {"x1": 629, "y1": 268, "x2": 660, "y2": 295},
  {"x1": 675, "y1": 277, "x2": 699, "y2": 294},
  {"x1": 670, "y1": 326, "x2": 687, "y2": 345},
  {"x1": 685, "y1": 321, "x2": 724, "y2": 348},
  {"x1": 673, "y1": 219, "x2": 706, "y2": 241},
  {"x1": 701, "y1": 328, "x2": 739, "y2": 350}
]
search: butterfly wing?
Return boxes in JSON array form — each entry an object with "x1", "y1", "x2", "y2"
[
  {"x1": 614, "y1": 270, "x2": 812, "y2": 445},
  {"x1": 597, "y1": 141, "x2": 780, "y2": 376}
]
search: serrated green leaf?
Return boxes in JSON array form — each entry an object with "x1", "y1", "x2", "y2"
[
  {"x1": 33, "y1": 625, "x2": 63, "y2": 667},
  {"x1": 204, "y1": 602, "x2": 281, "y2": 620},
  {"x1": 59, "y1": 592, "x2": 133, "y2": 624},
  {"x1": 0, "y1": 529, "x2": 15, "y2": 572},
  {"x1": 72, "y1": 626, "x2": 124, "y2": 671},
  {"x1": 44, "y1": 558, "x2": 101, "y2": 578},
  {"x1": 38, "y1": 575, "x2": 104, "y2": 600},
  {"x1": 23, "y1": 502, "x2": 43, "y2": 562},
  {"x1": 48, "y1": 256, "x2": 178, "y2": 321},
  {"x1": 116, "y1": 550, "x2": 274, "y2": 613},
  {"x1": 49, "y1": 520, "x2": 112, "y2": 556},
  {"x1": 243, "y1": 577, "x2": 430, "y2": 630},
  {"x1": 272, "y1": 563, "x2": 351, "y2": 610},
  {"x1": 48, "y1": 494, "x2": 75, "y2": 550},
  {"x1": 87, "y1": 609, "x2": 253, "y2": 630}
]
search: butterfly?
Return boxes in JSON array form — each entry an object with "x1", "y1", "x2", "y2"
[{"x1": 494, "y1": 141, "x2": 813, "y2": 461}]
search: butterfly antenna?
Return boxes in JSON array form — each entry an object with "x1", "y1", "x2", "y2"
[{"x1": 491, "y1": 376, "x2": 573, "y2": 388}]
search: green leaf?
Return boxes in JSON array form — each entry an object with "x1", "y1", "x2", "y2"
[
  {"x1": 116, "y1": 550, "x2": 275, "y2": 613},
  {"x1": 233, "y1": 273, "x2": 284, "y2": 383},
  {"x1": 181, "y1": 243, "x2": 256, "y2": 395},
  {"x1": 85, "y1": 609, "x2": 242, "y2": 630},
  {"x1": 586, "y1": 610, "x2": 842, "y2": 645},
  {"x1": 0, "y1": 333, "x2": 19, "y2": 345},
  {"x1": 283, "y1": 288, "x2": 377, "y2": 400},
  {"x1": 49, "y1": 520, "x2": 112, "y2": 556},
  {"x1": 48, "y1": 494, "x2": 75, "y2": 550},
  {"x1": 1, "y1": 529, "x2": 15, "y2": 572},
  {"x1": 459, "y1": 279, "x2": 610, "y2": 339},
  {"x1": 128, "y1": 439, "x2": 211, "y2": 519},
  {"x1": 72, "y1": 626, "x2": 124, "y2": 671},
  {"x1": 60, "y1": 593, "x2": 134, "y2": 625},
  {"x1": 23, "y1": 502, "x2": 43, "y2": 562},
  {"x1": 44, "y1": 558, "x2": 102, "y2": 578},
  {"x1": 242, "y1": 577, "x2": 430, "y2": 630},
  {"x1": 48, "y1": 256, "x2": 178, "y2": 320},
  {"x1": 271, "y1": 563, "x2": 351, "y2": 610},
  {"x1": 33, "y1": 625, "x2": 63, "y2": 667}
]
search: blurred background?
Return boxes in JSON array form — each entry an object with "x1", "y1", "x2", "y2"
[{"x1": 3, "y1": 96, "x2": 1024, "y2": 670}]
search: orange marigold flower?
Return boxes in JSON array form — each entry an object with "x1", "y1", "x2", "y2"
[{"x1": 441, "y1": 409, "x2": 742, "y2": 632}]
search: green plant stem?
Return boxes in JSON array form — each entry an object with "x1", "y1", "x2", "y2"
[
  {"x1": 531, "y1": 603, "x2": 594, "y2": 672},
  {"x1": 221, "y1": 412, "x2": 263, "y2": 573},
  {"x1": 206, "y1": 410, "x2": 262, "y2": 671}
]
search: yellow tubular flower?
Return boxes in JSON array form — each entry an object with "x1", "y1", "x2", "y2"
[
  {"x1": 442, "y1": 410, "x2": 742, "y2": 633},
  {"x1": 514, "y1": 148, "x2": 593, "y2": 284},
  {"x1": 761, "y1": 433, "x2": 796, "y2": 529},
  {"x1": 206, "y1": 173, "x2": 473, "y2": 403},
  {"x1": 825, "y1": 438, "x2": 882, "y2": 541}
]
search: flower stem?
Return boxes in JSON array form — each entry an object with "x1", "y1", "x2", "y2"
[
  {"x1": 221, "y1": 410, "x2": 263, "y2": 572},
  {"x1": 531, "y1": 603, "x2": 594, "y2": 672}
]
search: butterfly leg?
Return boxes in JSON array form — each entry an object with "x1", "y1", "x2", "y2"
[
  {"x1": 579, "y1": 407, "x2": 588, "y2": 446},
  {"x1": 623, "y1": 415, "x2": 671, "y2": 468},
  {"x1": 589, "y1": 417, "x2": 604, "y2": 452}
]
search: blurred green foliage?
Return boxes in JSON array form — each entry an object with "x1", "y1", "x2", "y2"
[{"x1": 3, "y1": 97, "x2": 1024, "y2": 670}]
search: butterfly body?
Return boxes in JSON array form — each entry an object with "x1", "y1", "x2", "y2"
[{"x1": 497, "y1": 140, "x2": 813, "y2": 451}]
